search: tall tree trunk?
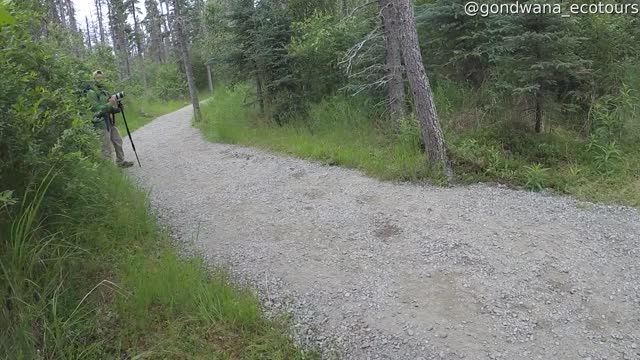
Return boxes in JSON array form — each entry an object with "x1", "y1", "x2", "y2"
[
  {"x1": 173, "y1": 0, "x2": 201, "y2": 121},
  {"x1": 91, "y1": 21, "x2": 99, "y2": 45},
  {"x1": 65, "y1": 0, "x2": 77, "y2": 31},
  {"x1": 194, "y1": 0, "x2": 206, "y2": 36},
  {"x1": 206, "y1": 64, "x2": 214, "y2": 94},
  {"x1": 145, "y1": 0, "x2": 165, "y2": 62},
  {"x1": 129, "y1": 0, "x2": 147, "y2": 87},
  {"x1": 85, "y1": 16, "x2": 92, "y2": 49},
  {"x1": 256, "y1": 75, "x2": 264, "y2": 115},
  {"x1": 167, "y1": 1, "x2": 184, "y2": 74},
  {"x1": 160, "y1": 0, "x2": 173, "y2": 60},
  {"x1": 130, "y1": 0, "x2": 142, "y2": 55},
  {"x1": 107, "y1": 0, "x2": 116, "y2": 47},
  {"x1": 48, "y1": 0, "x2": 61, "y2": 26},
  {"x1": 379, "y1": 0, "x2": 405, "y2": 128},
  {"x1": 57, "y1": 0, "x2": 67, "y2": 26},
  {"x1": 109, "y1": 0, "x2": 131, "y2": 78},
  {"x1": 534, "y1": 91, "x2": 543, "y2": 133},
  {"x1": 95, "y1": 0, "x2": 106, "y2": 44},
  {"x1": 394, "y1": 0, "x2": 452, "y2": 181}
]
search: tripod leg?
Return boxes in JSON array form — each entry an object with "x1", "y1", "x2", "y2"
[{"x1": 118, "y1": 103, "x2": 142, "y2": 167}]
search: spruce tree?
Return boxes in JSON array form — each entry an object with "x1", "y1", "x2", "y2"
[
  {"x1": 492, "y1": 2, "x2": 590, "y2": 132},
  {"x1": 417, "y1": 0, "x2": 494, "y2": 87}
]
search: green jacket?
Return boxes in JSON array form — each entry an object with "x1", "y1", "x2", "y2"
[{"x1": 84, "y1": 81, "x2": 120, "y2": 130}]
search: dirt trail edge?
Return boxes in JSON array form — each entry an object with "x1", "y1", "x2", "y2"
[{"x1": 123, "y1": 105, "x2": 640, "y2": 360}]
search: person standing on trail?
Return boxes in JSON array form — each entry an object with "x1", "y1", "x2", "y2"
[{"x1": 84, "y1": 70, "x2": 134, "y2": 168}]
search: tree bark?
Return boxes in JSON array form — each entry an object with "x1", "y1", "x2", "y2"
[
  {"x1": 534, "y1": 91, "x2": 543, "y2": 133},
  {"x1": 394, "y1": 0, "x2": 452, "y2": 181},
  {"x1": 106, "y1": 1, "x2": 116, "y2": 48},
  {"x1": 95, "y1": 0, "x2": 106, "y2": 44},
  {"x1": 129, "y1": 0, "x2": 147, "y2": 87},
  {"x1": 56, "y1": 0, "x2": 67, "y2": 27},
  {"x1": 206, "y1": 64, "x2": 214, "y2": 94},
  {"x1": 379, "y1": 0, "x2": 405, "y2": 128},
  {"x1": 65, "y1": 0, "x2": 77, "y2": 31},
  {"x1": 256, "y1": 75, "x2": 265, "y2": 115},
  {"x1": 109, "y1": 0, "x2": 131, "y2": 78},
  {"x1": 161, "y1": 0, "x2": 174, "y2": 60},
  {"x1": 85, "y1": 16, "x2": 92, "y2": 49},
  {"x1": 174, "y1": 0, "x2": 201, "y2": 121},
  {"x1": 48, "y1": 0, "x2": 61, "y2": 25},
  {"x1": 145, "y1": 0, "x2": 165, "y2": 62},
  {"x1": 130, "y1": 0, "x2": 142, "y2": 55}
]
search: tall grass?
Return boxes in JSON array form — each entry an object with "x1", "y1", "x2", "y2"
[
  {"x1": 1, "y1": 158, "x2": 314, "y2": 359},
  {"x1": 198, "y1": 85, "x2": 640, "y2": 207},
  {"x1": 121, "y1": 90, "x2": 211, "y2": 132},
  {"x1": 197, "y1": 85, "x2": 440, "y2": 182}
]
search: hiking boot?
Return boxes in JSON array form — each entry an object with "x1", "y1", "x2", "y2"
[{"x1": 118, "y1": 161, "x2": 134, "y2": 168}]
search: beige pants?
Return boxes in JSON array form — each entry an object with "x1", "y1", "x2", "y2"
[{"x1": 102, "y1": 126, "x2": 126, "y2": 165}]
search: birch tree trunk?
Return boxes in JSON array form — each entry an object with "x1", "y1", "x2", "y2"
[
  {"x1": 48, "y1": 0, "x2": 61, "y2": 25},
  {"x1": 394, "y1": 0, "x2": 453, "y2": 181},
  {"x1": 85, "y1": 16, "x2": 92, "y2": 49},
  {"x1": 379, "y1": 0, "x2": 405, "y2": 128},
  {"x1": 65, "y1": 0, "x2": 77, "y2": 32},
  {"x1": 56, "y1": 0, "x2": 67, "y2": 27},
  {"x1": 173, "y1": 0, "x2": 201, "y2": 121},
  {"x1": 95, "y1": 0, "x2": 106, "y2": 44}
]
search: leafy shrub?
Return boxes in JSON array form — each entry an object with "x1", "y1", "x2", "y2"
[
  {"x1": 0, "y1": 10, "x2": 99, "y2": 200},
  {"x1": 288, "y1": 11, "x2": 378, "y2": 102},
  {"x1": 589, "y1": 141, "x2": 624, "y2": 175},
  {"x1": 524, "y1": 164, "x2": 550, "y2": 191},
  {"x1": 147, "y1": 62, "x2": 189, "y2": 101}
]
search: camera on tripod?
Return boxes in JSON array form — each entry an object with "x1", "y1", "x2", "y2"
[{"x1": 113, "y1": 91, "x2": 125, "y2": 101}]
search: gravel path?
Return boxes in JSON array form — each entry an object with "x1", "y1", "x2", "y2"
[{"x1": 124, "y1": 105, "x2": 640, "y2": 360}]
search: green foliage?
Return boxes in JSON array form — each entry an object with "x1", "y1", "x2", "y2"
[
  {"x1": 417, "y1": 0, "x2": 493, "y2": 87},
  {"x1": 288, "y1": 0, "x2": 338, "y2": 21},
  {"x1": 0, "y1": 4, "x2": 15, "y2": 25},
  {"x1": 0, "y1": 6, "x2": 100, "y2": 198},
  {"x1": 288, "y1": 12, "x2": 372, "y2": 102},
  {"x1": 589, "y1": 141, "x2": 623, "y2": 176},
  {"x1": 207, "y1": 0, "x2": 382, "y2": 120},
  {"x1": 524, "y1": 164, "x2": 550, "y2": 191},
  {"x1": 146, "y1": 61, "x2": 189, "y2": 101}
]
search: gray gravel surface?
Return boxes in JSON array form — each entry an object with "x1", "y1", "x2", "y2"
[{"x1": 123, "y1": 105, "x2": 640, "y2": 360}]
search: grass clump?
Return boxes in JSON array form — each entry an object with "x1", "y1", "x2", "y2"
[
  {"x1": 119, "y1": 90, "x2": 211, "y2": 132},
  {"x1": 123, "y1": 97, "x2": 190, "y2": 132}
]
